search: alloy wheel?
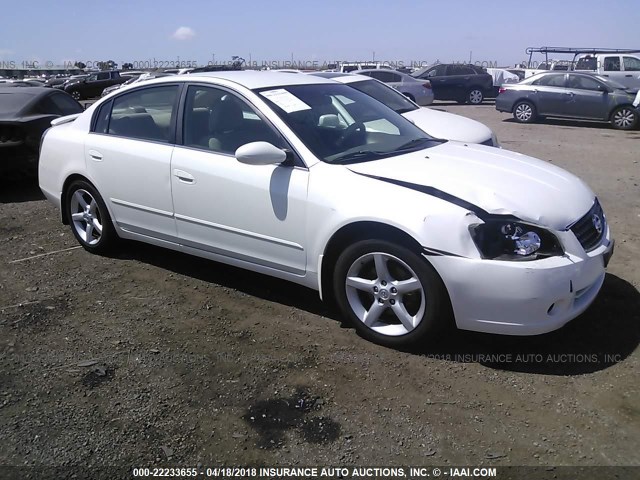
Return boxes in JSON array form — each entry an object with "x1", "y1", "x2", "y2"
[
  {"x1": 515, "y1": 103, "x2": 533, "y2": 122},
  {"x1": 613, "y1": 108, "x2": 636, "y2": 129},
  {"x1": 345, "y1": 252, "x2": 426, "y2": 337},
  {"x1": 469, "y1": 89, "x2": 483, "y2": 104},
  {"x1": 70, "y1": 189, "x2": 103, "y2": 246}
]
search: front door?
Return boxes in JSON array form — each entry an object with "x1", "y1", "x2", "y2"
[{"x1": 170, "y1": 85, "x2": 309, "y2": 275}]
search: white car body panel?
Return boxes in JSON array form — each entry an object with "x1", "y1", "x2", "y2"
[
  {"x1": 38, "y1": 72, "x2": 614, "y2": 337},
  {"x1": 402, "y1": 108, "x2": 494, "y2": 144}
]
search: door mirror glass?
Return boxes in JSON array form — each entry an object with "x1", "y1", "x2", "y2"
[{"x1": 235, "y1": 141, "x2": 287, "y2": 165}]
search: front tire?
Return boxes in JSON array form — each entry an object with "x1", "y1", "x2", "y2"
[
  {"x1": 610, "y1": 106, "x2": 637, "y2": 130},
  {"x1": 66, "y1": 180, "x2": 117, "y2": 254},
  {"x1": 513, "y1": 101, "x2": 536, "y2": 123},
  {"x1": 333, "y1": 240, "x2": 449, "y2": 347}
]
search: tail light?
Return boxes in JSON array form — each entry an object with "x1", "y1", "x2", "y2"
[
  {"x1": 498, "y1": 87, "x2": 507, "y2": 94},
  {"x1": 423, "y1": 81, "x2": 432, "y2": 89}
]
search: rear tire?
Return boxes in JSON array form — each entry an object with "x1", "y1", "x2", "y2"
[
  {"x1": 65, "y1": 180, "x2": 118, "y2": 254},
  {"x1": 513, "y1": 101, "x2": 537, "y2": 123},
  {"x1": 467, "y1": 88, "x2": 484, "y2": 105},
  {"x1": 70, "y1": 90, "x2": 82, "y2": 101},
  {"x1": 333, "y1": 239, "x2": 449, "y2": 347},
  {"x1": 610, "y1": 106, "x2": 637, "y2": 130}
]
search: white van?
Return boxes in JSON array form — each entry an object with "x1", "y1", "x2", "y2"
[{"x1": 574, "y1": 53, "x2": 640, "y2": 90}]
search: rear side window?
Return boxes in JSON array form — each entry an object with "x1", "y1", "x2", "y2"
[
  {"x1": 532, "y1": 74, "x2": 566, "y2": 87},
  {"x1": 368, "y1": 71, "x2": 400, "y2": 83},
  {"x1": 49, "y1": 93, "x2": 83, "y2": 115},
  {"x1": 623, "y1": 56, "x2": 640, "y2": 71},
  {"x1": 93, "y1": 99, "x2": 113, "y2": 134},
  {"x1": 575, "y1": 57, "x2": 597, "y2": 71},
  {"x1": 107, "y1": 85, "x2": 179, "y2": 142},
  {"x1": 603, "y1": 56, "x2": 621, "y2": 71}
]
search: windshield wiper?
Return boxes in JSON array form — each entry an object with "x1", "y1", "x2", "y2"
[
  {"x1": 331, "y1": 150, "x2": 389, "y2": 164},
  {"x1": 396, "y1": 138, "x2": 433, "y2": 151},
  {"x1": 395, "y1": 107, "x2": 418, "y2": 114}
]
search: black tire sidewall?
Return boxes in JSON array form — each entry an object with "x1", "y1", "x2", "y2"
[
  {"x1": 66, "y1": 180, "x2": 116, "y2": 253},
  {"x1": 332, "y1": 239, "x2": 448, "y2": 347}
]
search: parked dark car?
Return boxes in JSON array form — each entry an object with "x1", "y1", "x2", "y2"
[
  {"x1": 0, "y1": 87, "x2": 83, "y2": 178},
  {"x1": 64, "y1": 71, "x2": 128, "y2": 100},
  {"x1": 411, "y1": 63, "x2": 494, "y2": 104},
  {"x1": 495, "y1": 72, "x2": 639, "y2": 130}
]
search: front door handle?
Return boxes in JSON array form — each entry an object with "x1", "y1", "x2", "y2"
[
  {"x1": 88, "y1": 150, "x2": 103, "y2": 161},
  {"x1": 173, "y1": 169, "x2": 195, "y2": 184},
  {"x1": 625, "y1": 74, "x2": 633, "y2": 77}
]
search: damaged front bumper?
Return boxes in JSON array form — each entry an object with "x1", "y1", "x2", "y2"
[{"x1": 428, "y1": 227, "x2": 614, "y2": 336}]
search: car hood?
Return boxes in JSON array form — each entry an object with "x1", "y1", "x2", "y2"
[
  {"x1": 403, "y1": 107, "x2": 493, "y2": 144},
  {"x1": 346, "y1": 141, "x2": 594, "y2": 230}
]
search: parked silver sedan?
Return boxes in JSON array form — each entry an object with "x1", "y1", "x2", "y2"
[
  {"x1": 355, "y1": 69, "x2": 434, "y2": 105},
  {"x1": 496, "y1": 72, "x2": 638, "y2": 130}
]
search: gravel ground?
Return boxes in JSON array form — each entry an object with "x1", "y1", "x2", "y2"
[{"x1": 0, "y1": 101, "x2": 638, "y2": 475}]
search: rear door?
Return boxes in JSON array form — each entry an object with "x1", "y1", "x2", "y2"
[
  {"x1": 599, "y1": 56, "x2": 626, "y2": 85},
  {"x1": 622, "y1": 56, "x2": 640, "y2": 89},
  {"x1": 85, "y1": 84, "x2": 180, "y2": 239}
]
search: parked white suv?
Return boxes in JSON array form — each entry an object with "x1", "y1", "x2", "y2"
[{"x1": 574, "y1": 53, "x2": 640, "y2": 90}]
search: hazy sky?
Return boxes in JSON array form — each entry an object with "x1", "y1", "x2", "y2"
[{"x1": 1, "y1": 0, "x2": 639, "y2": 68}]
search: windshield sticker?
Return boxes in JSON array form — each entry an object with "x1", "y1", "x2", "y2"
[{"x1": 261, "y1": 89, "x2": 311, "y2": 113}]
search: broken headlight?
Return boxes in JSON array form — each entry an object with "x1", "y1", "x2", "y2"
[{"x1": 469, "y1": 220, "x2": 563, "y2": 260}]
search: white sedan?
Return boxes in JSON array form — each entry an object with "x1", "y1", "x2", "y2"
[
  {"x1": 39, "y1": 71, "x2": 614, "y2": 347},
  {"x1": 311, "y1": 72, "x2": 499, "y2": 146}
]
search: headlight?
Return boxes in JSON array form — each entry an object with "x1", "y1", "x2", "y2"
[{"x1": 469, "y1": 219, "x2": 563, "y2": 260}]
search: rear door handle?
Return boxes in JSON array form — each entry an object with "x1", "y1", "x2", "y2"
[
  {"x1": 173, "y1": 169, "x2": 195, "y2": 184},
  {"x1": 625, "y1": 74, "x2": 633, "y2": 77},
  {"x1": 88, "y1": 150, "x2": 103, "y2": 161}
]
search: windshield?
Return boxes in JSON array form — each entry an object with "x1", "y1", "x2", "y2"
[
  {"x1": 0, "y1": 92, "x2": 34, "y2": 114},
  {"x1": 256, "y1": 83, "x2": 440, "y2": 164},
  {"x1": 348, "y1": 80, "x2": 418, "y2": 114}
]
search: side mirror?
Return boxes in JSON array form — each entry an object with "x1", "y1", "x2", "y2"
[{"x1": 235, "y1": 141, "x2": 287, "y2": 165}]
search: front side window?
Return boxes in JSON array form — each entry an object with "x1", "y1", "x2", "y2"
[
  {"x1": 623, "y1": 56, "x2": 640, "y2": 71},
  {"x1": 256, "y1": 83, "x2": 441, "y2": 164},
  {"x1": 106, "y1": 85, "x2": 178, "y2": 142},
  {"x1": 567, "y1": 75, "x2": 602, "y2": 91},
  {"x1": 182, "y1": 85, "x2": 284, "y2": 154},
  {"x1": 603, "y1": 56, "x2": 621, "y2": 71}
]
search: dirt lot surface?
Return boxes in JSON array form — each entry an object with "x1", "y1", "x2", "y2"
[{"x1": 1, "y1": 101, "x2": 639, "y2": 475}]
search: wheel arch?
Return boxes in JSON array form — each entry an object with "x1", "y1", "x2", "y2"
[
  {"x1": 60, "y1": 173, "x2": 95, "y2": 225},
  {"x1": 320, "y1": 221, "x2": 426, "y2": 303}
]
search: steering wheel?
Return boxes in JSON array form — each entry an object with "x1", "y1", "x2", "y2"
[{"x1": 337, "y1": 122, "x2": 366, "y2": 148}]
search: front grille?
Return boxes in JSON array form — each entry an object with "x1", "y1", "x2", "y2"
[{"x1": 570, "y1": 199, "x2": 606, "y2": 252}]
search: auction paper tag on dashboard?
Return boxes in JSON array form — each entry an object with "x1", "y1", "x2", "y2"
[{"x1": 261, "y1": 89, "x2": 311, "y2": 113}]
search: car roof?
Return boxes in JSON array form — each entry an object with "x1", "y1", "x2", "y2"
[
  {"x1": 151, "y1": 70, "x2": 335, "y2": 89},
  {"x1": 0, "y1": 86, "x2": 53, "y2": 96},
  {"x1": 308, "y1": 72, "x2": 373, "y2": 84}
]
